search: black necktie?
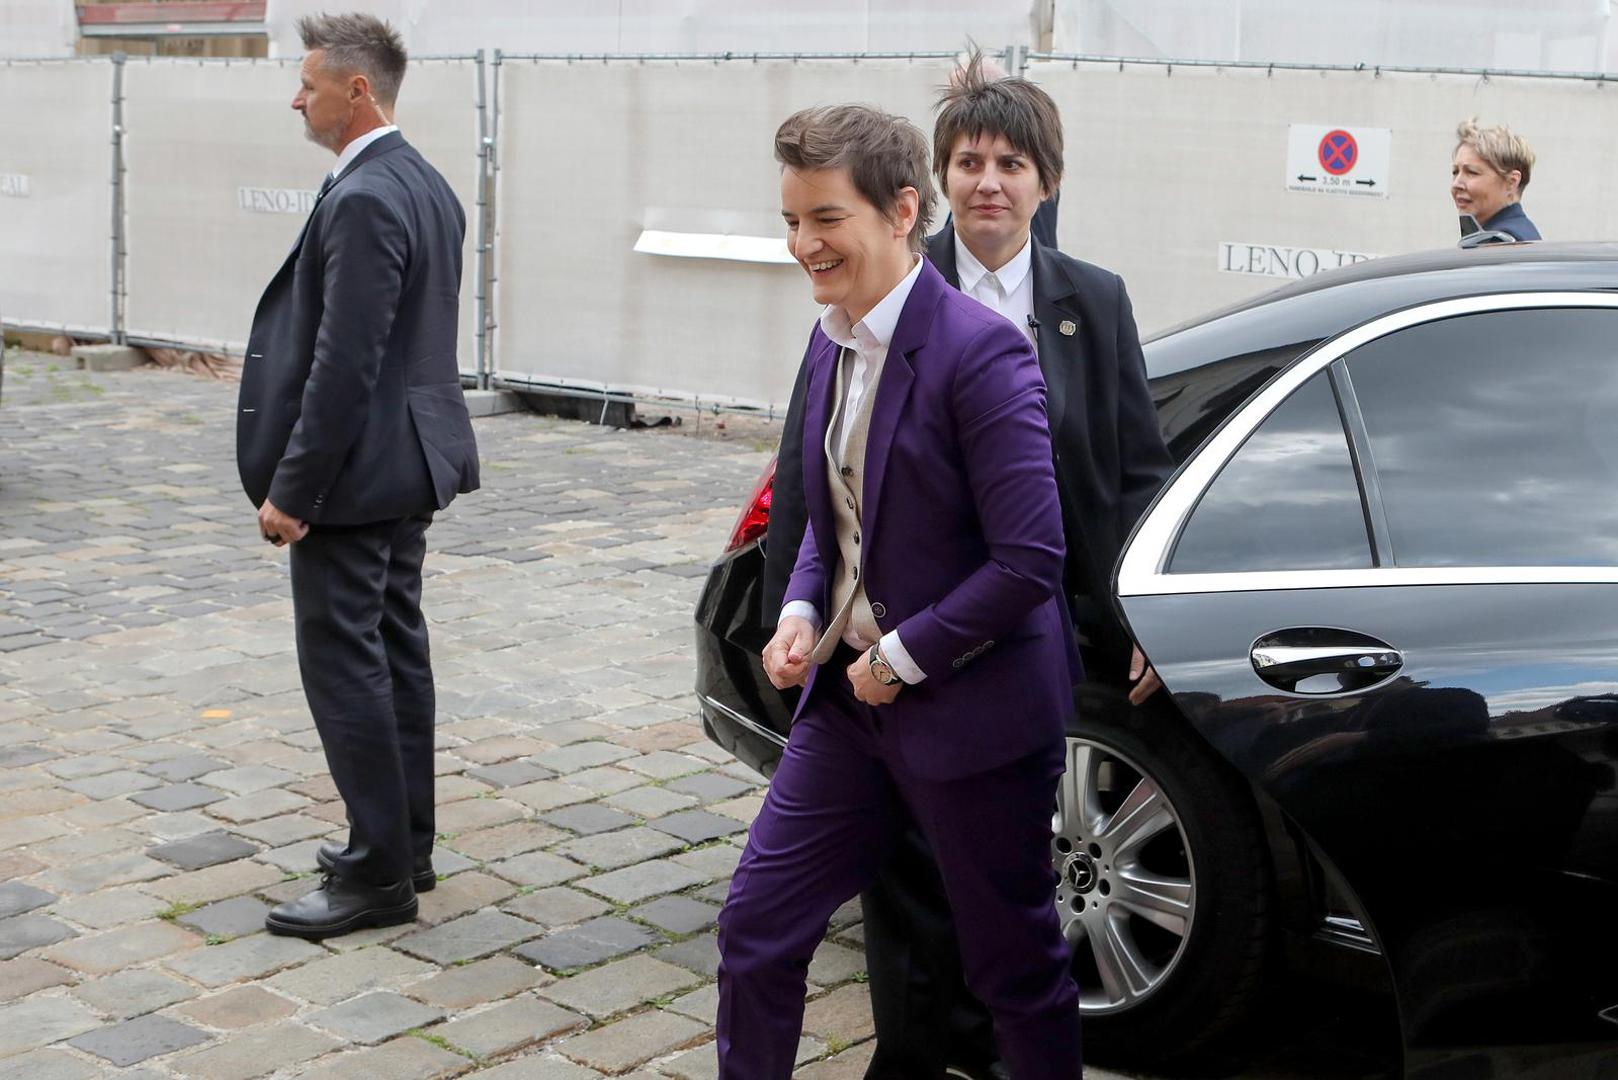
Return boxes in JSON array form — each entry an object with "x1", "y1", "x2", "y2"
[{"x1": 315, "y1": 173, "x2": 336, "y2": 204}]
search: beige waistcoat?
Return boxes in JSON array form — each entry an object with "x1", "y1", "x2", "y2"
[{"x1": 809, "y1": 348, "x2": 884, "y2": 664}]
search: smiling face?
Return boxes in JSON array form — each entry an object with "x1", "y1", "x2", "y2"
[
  {"x1": 780, "y1": 165, "x2": 918, "y2": 323},
  {"x1": 944, "y1": 132, "x2": 1047, "y2": 271},
  {"x1": 1451, "y1": 144, "x2": 1520, "y2": 226}
]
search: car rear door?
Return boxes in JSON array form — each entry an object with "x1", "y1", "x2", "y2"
[{"x1": 1116, "y1": 293, "x2": 1618, "y2": 1074}]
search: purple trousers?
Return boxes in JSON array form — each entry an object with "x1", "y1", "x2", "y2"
[{"x1": 716, "y1": 667, "x2": 1082, "y2": 1079}]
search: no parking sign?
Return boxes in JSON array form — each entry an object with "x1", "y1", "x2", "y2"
[{"x1": 1286, "y1": 124, "x2": 1391, "y2": 197}]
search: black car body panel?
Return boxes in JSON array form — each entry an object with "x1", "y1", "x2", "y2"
[{"x1": 694, "y1": 244, "x2": 1618, "y2": 1072}]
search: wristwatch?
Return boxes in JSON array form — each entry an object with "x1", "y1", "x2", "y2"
[{"x1": 868, "y1": 646, "x2": 903, "y2": 687}]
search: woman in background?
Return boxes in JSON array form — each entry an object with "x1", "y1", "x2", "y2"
[{"x1": 1451, "y1": 118, "x2": 1539, "y2": 240}]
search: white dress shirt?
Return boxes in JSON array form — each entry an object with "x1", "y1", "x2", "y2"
[
  {"x1": 330, "y1": 124, "x2": 399, "y2": 181},
  {"x1": 955, "y1": 232, "x2": 1036, "y2": 346},
  {"x1": 780, "y1": 255, "x2": 927, "y2": 684}
]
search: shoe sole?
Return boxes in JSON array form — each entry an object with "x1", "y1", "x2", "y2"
[
  {"x1": 314, "y1": 850, "x2": 436, "y2": 893},
  {"x1": 265, "y1": 897, "x2": 419, "y2": 940}
]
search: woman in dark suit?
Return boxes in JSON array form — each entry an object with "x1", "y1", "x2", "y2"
[{"x1": 1451, "y1": 118, "x2": 1540, "y2": 240}]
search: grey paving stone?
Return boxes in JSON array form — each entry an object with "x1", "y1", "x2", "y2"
[
  {"x1": 0, "y1": 745, "x2": 58, "y2": 769},
  {"x1": 662, "y1": 772, "x2": 755, "y2": 803},
  {"x1": 669, "y1": 843, "x2": 742, "y2": 883},
  {"x1": 603, "y1": 785, "x2": 699, "y2": 818},
  {"x1": 515, "y1": 916, "x2": 662, "y2": 973},
  {"x1": 540, "y1": 803, "x2": 636, "y2": 836},
  {"x1": 465, "y1": 760, "x2": 555, "y2": 788},
  {"x1": 205, "y1": 788, "x2": 309, "y2": 823},
  {"x1": 435, "y1": 994, "x2": 585, "y2": 1057},
  {"x1": 175, "y1": 894, "x2": 272, "y2": 939},
  {"x1": 171, "y1": 985, "x2": 299, "y2": 1030},
  {"x1": 293, "y1": 1035, "x2": 469, "y2": 1080},
  {"x1": 168, "y1": 1021, "x2": 340, "y2": 1080},
  {"x1": 131, "y1": 782, "x2": 226, "y2": 812},
  {"x1": 553, "y1": 826, "x2": 683, "y2": 871},
  {"x1": 266, "y1": 946, "x2": 436, "y2": 1005},
  {"x1": 0, "y1": 880, "x2": 56, "y2": 920},
  {"x1": 488, "y1": 850, "x2": 590, "y2": 888},
  {"x1": 469, "y1": 1056, "x2": 604, "y2": 1079},
  {"x1": 444, "y1": 820, "x2": 565, "y2": 862},
  {"x1": 617, "y1": 750, "x2": 707, "y2": 781},
  {"x1": 141, "y1": 754, "x2": 229, "y2": 782},
  {"x1": 537, "y1": 955, "x2": 701, "y2": 1019},
  {"x1": 578, "y1": 860, "x2": 707, "y2": 905},
  {"x1": 654, "y1": 932, "x2": 721, "y2": 978},
  {"x1": 61, "y1": 769, "x2": 162, "y2": 799},
  {"x1": 147, "y1": 831, "x2": 258, "y2": 870},
  {"x1": 630, "y1": 895, "x2": 720, "y2": 935},
  {"x1": 0, "y1": 1049, "x2": 105, "y2": 1080},
  {"x1": 308, "y1": 990, "x2": 445, "y2": 1045},
  {"x1": 43, "y1": 919, "x2": 198, "y2": 974},
  {"x1": 164, "y1": 932, "x2": 324, "y2": 987},
  {"x1": 531, "y1": 741, "x2": 636, "y2": 774},
  {"x1": 71, "y1": 968, "x2": 198, "y2": 1018},
  {"x1": 0, "y1": 912, "x2": 78, "y2": 959},
  {"x1": 648, "y1": 809, "x2": 747, "y2": 845},
  {"x1": 40, "y1": 887, "x2": 166, "y2": 930},
  {"x1": 0, "y1": 995, "x2": 102, "y2": 1057},
  {"x1": 405, "y1": 954, "x2": 546, "y2": 1009},
  {"x1": 499, "y1": 886, "x2": 613, "y2": 929},
  {"x1": 67, "y1": 1013, "x2": 212, "y2": 1066},
  {"x1": 395, "y1": 909, "x2": 543, "y2": 965},
  {"x1": 553, "y1": 1009, "x2": 708, "y2": 1074},
  {"x1": 666, "y1": 983, "x2": 719, "y2": 1024}
]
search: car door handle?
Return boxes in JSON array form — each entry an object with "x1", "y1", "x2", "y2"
[{"x1": 1251, "y1": 631, "x2": 1403, "y2": 693}]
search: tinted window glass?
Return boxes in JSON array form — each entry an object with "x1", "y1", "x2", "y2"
[
  {"x1": 1346, "y1": 308, "x2": 1618, "y2": 567},
  {"x1": 1171, "y1": 371, "x2": 1372, "y2": 573}
]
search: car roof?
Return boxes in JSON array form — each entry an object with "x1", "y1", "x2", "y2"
[{"x1": 1145, "y1": 242, "x2": 1618, "y2": 378}]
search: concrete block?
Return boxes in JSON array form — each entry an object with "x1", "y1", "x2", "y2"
[
  {"x1": 463, "y1": 389, "x2": 524, "y2": 417},
  {"x1": 72, "y1": 345, "x2": 146, "y2": 372}
]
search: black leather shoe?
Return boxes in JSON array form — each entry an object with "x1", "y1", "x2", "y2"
[
  {"x1": 315, "y1": 841, "x2": 436, "y2": 893},
  {"x1": 265, "y1": 873, "x2": 417, "y2": 939}
]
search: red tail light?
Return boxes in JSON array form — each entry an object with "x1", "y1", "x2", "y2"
[{"x1": 725, "y1": 455, "x2": 777, "y2": 553}]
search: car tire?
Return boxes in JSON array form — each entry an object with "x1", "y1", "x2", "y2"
[{"x1": 1056, "y1": 688, "x2": 1273, "y2": 1065}]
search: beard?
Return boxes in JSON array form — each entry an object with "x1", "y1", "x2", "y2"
[{"x1": 302, "y1": 115, "x2": 345, "y2": 153}]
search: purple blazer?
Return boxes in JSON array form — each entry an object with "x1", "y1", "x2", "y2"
[{"x1": 784, "y1": 259, "x2": 1077, "y2": 780}]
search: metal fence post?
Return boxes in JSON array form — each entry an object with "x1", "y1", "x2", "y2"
[
  {"x1": 110, "y1": 52, "x2": 127, "y2": 344},
  {"x1": 486, "y1": 49, "x2": 502, "y2": 387},
  {"x1": 473, "y1": 49, "x2": 490, "y2": 389}
]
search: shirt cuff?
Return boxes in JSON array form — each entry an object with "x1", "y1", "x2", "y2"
[
  {"x1": 779, "y1": 601, "x2": 821, "y2": 631},
  {"x1": 879, "y1": 629, "x2": 926, "y2": 684}
]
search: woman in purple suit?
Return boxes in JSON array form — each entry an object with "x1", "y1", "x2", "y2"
[{"x1": 715, "y1": 104, "x2": 1084, "y2": 1079}]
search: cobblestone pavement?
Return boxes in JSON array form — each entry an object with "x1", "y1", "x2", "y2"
[{"x1": 0, "y1": 353, "x2": 1385, "y2": 1079}]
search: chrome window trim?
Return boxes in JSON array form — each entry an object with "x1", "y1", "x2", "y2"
[
  {"x1": 696, "y1": 691, "x2": 787, "y2": 749},
  {"x1": 1118, "y1": 291, "x2": 1618, "y2": 598}
]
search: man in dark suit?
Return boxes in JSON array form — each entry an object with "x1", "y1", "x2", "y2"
[
  {"x1": 237, "y1": 12, "x2": 479, "y2": 939},
  {"x1": 762, "y1": 57, "x2": 1175, "y2": 1076}
]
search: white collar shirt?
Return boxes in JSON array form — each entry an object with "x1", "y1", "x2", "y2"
[
  {"x1": 954, "y1": 232, "x2": 1036, "y2": 346},
  {"x1": 330, "y1": 124, "x2": 398, "y2": 181},
  {"x1": 817, "y1": 254, "x2": 924, "y2": 464}
]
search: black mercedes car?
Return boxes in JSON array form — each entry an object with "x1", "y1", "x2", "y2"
[{"x1": 694, "y1": 242, "x2": 1618, "y2": 1077}]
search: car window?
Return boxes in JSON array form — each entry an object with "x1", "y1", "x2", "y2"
[
  {"x1": 1170, "y1": 370, "x2": 1372, "y2": 573},
  {"x1": 1344, "y1": 308, "x2": 1618, "y2": 567}
]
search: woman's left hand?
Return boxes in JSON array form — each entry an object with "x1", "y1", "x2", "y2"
[{"x1": 847, "y1": 650, "x2": 903, "y2": 706}]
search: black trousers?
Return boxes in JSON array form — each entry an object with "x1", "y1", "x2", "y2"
[
  {"x1": 290, "y1": 514, "x2": 435, "y2": 886},
  {"x1": 862, "y1": 645, "x2": 1129, "y2": 1079}
]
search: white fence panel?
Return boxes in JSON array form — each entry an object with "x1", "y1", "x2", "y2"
[
  {"x1": 494, "y1": 56, "x2": 957, "y2": 411},
  {"x1": 0, "y1": 60, "x2": 114, "y2": 335},
  {"x1": 121, "y1": 56, "x2": 482, "y2": 372},
  {"x1": 1030, "y1": 60, "x2": 1618, "y2": 335}
]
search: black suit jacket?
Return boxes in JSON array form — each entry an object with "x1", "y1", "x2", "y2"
[
  {"x1": 237, "y1": 131, "x2": 480, "y2": 525},
  {"x1": 764, "y1": 228, "x2": 1173, "y2": 679}
]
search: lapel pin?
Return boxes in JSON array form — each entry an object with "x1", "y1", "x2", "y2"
[{"x1": 1059, "y1": 320, "x2": 1077, "y2": 336}]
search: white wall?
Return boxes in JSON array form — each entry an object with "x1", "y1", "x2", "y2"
[
  {"x1": 0, "y1": 0, "x2": 76, "y2": 57},
  {"x1": 1051, "y1": 0, "x2": 1618, "y2": 73}
]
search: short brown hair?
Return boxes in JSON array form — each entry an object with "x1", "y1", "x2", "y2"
[
  {"x1": 1456, "y1": 118, "x2": 1535, "y2": 192},
  {"x1": 774, "y1": 105, "x2": 937, "y2": 253},
  {"x1": 934, "y1": 51, "x2": 1063, "y2": 196},
  {"x1": 297, "y1": 12, "x2": 408, "y2": 106}
]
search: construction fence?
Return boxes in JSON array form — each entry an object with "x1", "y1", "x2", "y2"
[{"x1": 3, "y1": 50, "x2": 1616, "y2": 415}]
